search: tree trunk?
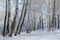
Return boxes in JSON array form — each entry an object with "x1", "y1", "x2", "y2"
[
  {"x1": 2, "y1": 0, "x2": 8, "y2": 36},
  {"x1": 48, "y1": 0, "x2": 51, "y2": 31},
  {"x1": 48, "y1": 0, "x2": 56, "y2": 31},
  {"x1": 42, "y1": 18, "x2": 44, "y2": 30},
  {"x1": 6, "y1": 0, "x2": 11, "y2": 34},
  {"x1": 18, "y1": 0, "x2": 28, "y2": 34},
  {"x1": 14, "y1": 0, "x2": 25, "y2": 36},
  {"x1": 40, "y1": 6, "x2": 44, "y2": 30},
  {"x1": 9, "y1": 0, "x2": 18, "y2": 37},
  {"x1": 54, "y1": 16, "x2": 56, "y2": 30},
  {"x1": 33, "y1": 9, "x2": 36, "y2": 31},
  {"x1": 50, "y1": 0, "x2": 56, "y2": 31},
  {"x1": 26, "y1": 15, "x2": 30, "y2": 34},
  {"x1": 37, "y1": 17, "x2": 41, "y2": 30},
  {"x1": 58, "y1": 14, "x2": 59, "y2": 29},
  {"x1": 39, "y1": 18, "x2": 41, "y2": 29}
]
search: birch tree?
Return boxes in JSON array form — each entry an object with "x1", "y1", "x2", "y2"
[
  {"x1": 9, "y1": 0, "x2": 18, "y2": 37},
  {"x1": 57, "y1": 14, "x2": 60, "y2": 29},
  {"x1": 37, "y1": 17, "x2": 41, "y2": 30},
  {"x1": 40, "y1": 6, "x2": 44, "y2": 30},
  {"x1": 48, "y1": 0, "x2": 51, "y2": 31},
  {"x1": 2, "y1": 0, "x2": 8, "y2": 36},
  {"x1": 54, "y1": 16, "x2": 56, "y2": 29},
  {"x1": 18, "y1": 0, "x2": 28, "y2": 34},
  {"x1": 33, "y1": 9, "x2": 36, "y2": 31},
  {"x1": 6, "y1": 0, "x2": 11, "y2": 34},
  {"x1": 49, "y1": 0, "x2": 56, "y2": 31},
  {"x1": 14, "y1": 0, "x2": 25, "y2": 36},
  {"x1": 26, "y1": 15, "x2": 30, "y2": 33}
]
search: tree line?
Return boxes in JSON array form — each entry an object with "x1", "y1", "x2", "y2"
[{"x1": 2, "y1": 0, "x2": 60, "y2": 37}]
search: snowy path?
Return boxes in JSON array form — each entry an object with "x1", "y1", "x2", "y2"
[{"x1": 0, "y1": 30, "x2": 60, "y2": 40}]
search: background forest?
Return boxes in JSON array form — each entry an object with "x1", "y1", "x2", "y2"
[{"x1": 0, "y1": 0, "x2": 60, "y2": 40}]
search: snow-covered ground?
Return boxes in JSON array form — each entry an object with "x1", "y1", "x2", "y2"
[{"x1": 0, "y1": 29, "x2": 60, "y2": 40}]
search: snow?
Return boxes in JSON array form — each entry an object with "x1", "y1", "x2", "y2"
[{"x1": 0, "y1": 29, "x2": 60, "y2": 40}]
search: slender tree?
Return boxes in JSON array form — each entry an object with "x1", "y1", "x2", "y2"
[
  {"x1": 48, "y1": 15, "x2": 51, "y2": 31},
  {"x1": 37, "y1": 17, "x2": 41, "y2": 30},
  {"x1": 48, "y1": 0, "x2": 50, "y2": 31},
  {"x1": 26, "y1": 15, "x2": 30, "y2": 34},
  {"x1": 57, "y1": 14, "x2": 60, "y2": 29},
  {"x1": 6, "y1": 0, "x2": 11, "y2": 34},
  {"x1": 2, "y1": 0, "x2": 8, "y2": 36},
  {"x1": 14, "y1": 0, "x2": 25, "y2": 36},
  {"x1": 18, "y1": 0, "x2": 28, "y2": 34},
  {"x1": 39, "y1": 17, "x2": 41, "y2": 29},
  {"x1": 54, "y1": 16, "x2": 56, "y2": 30},
  {"x1": 48, "y1": 0, "x2": 56, "y2": 31},
  {"x1": 26, "y1": 0, "x2": 32, "y2": 33},
  {"x1": 50, "y1": 0, "x2": 56, "y2": 31},
  {"x1": 40, "y1": 6, "x2": 44, "y2": 30},
  {"x1": 41, "y1": 18, "x2": 44, "y2": 30},
  {"x1": 9, "y1": 0, "x2": 18, "y2": 37},
  {"x1": 33, "y1": 9, "x2": 36, "y2": 31}
]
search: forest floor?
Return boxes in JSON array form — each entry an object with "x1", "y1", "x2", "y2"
[{"x1": 0, "y1": 29, "x2": 60, "y2": 40}]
